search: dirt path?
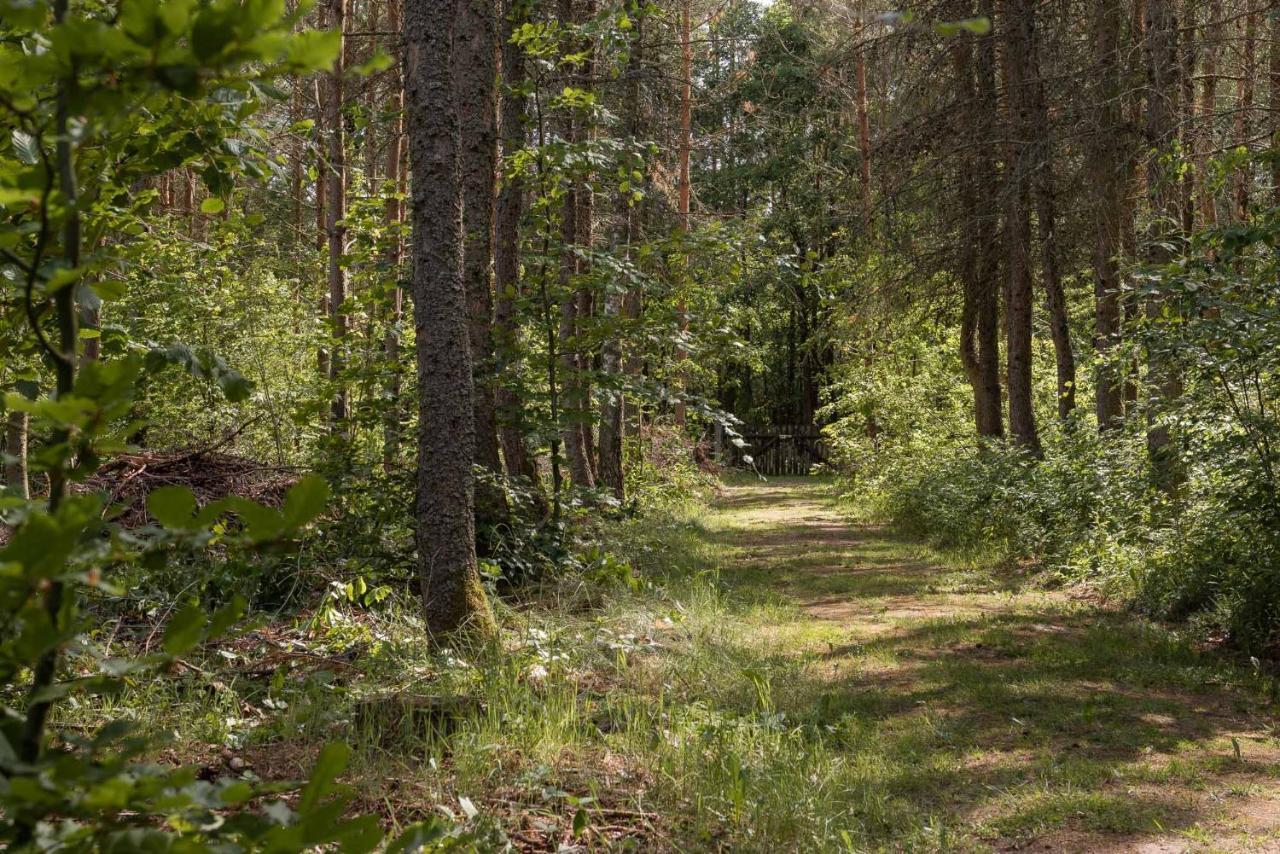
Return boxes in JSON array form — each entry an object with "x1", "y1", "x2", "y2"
[{"x1": 708, "y1": 477, "x2": 1280, "y2": 852}]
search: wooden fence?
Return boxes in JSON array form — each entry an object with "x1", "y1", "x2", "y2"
[{"x1": 715, "y1": 423, "x2": 828, "y2": 476}]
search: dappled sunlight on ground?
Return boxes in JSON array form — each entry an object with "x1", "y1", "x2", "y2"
[{"x1": 706, "y1": 477, "x2": 1280, "y2": 852}]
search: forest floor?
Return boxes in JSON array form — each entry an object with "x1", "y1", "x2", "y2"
[
  {"x1": 124, "y1": 476, "x2": 1280, "y2": 852},
  {"x1": 701, "y1": 476, "x2": 1280, "y2": 852}
]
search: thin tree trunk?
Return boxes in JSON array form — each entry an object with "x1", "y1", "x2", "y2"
[
  {"x1": 855, "y1": 1, "x2": 873, "y2": 230},
  {"x1": 1179, "y1": 5, "x2": 1196, "y2": 234},
  {"x1": 673, "y1": 0, "x2": 692, "y2": 427},
  {"x1": 1001, "y1": 0, "x2": 1041, "y2": 454},
  {"x1": 456, "y1": 0, "x2": 509, "y2": 537},
  {"x1": 383, "y1": 0, "x2": 407, "y2": 471},
  {"x1": 557, "y1": 0, "x2": 595, "y2": 489},
  {"x1": 1199, "y1": 0, "x2": 1221, "y2": 227},
  {"x1": 953, "y1": 2, "x2": 1003, "y2": 439},
  {"x1": 1024, "y1": 5, "x2": 1075, "y2": 418},
  {"x1": 575, "y1": 0, "x2": 599, "y2": 481},
  {"x1": 598, "y1": 9, "x2": 647, "y2": 499},
  {"x1": 495, "y1": 0, "x2": 544, "y2": 499},
  {"x1": 1272, "y1": 0, "x2": 1280, "y2": 205},
  {"x1": 1235, "y1": 0, "x2": 1258, "y2": 219},
  {"x1": 326, "y1": 0, "x2": 349, "y2": 424},
  {"x1": 4, "y1": 410, "x2": 28, "y2": 499},
  {"x1": 1091, "y1": 0, "x2": 1127, "y2": 430},
  {"x1": 1144, "y1": 0, "x2": 1184, "y2": 490},
  {"x1": 404, "y1": 0, "x2": 497, "y2": 636}
]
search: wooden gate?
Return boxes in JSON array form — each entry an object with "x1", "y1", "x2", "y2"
[{"x1": 716, "y1": 423, "x2": 827, "y2": 476}]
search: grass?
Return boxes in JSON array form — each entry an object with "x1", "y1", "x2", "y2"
[{"x1": 72, "y1": 476, "x2": 1280, "y2": 851}]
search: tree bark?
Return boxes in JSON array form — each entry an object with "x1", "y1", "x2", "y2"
[
  {"x1": 1024, "y1": 4, "x2": 1075, "y2": 418},
  {"x1": 1001, "y1": 0, "x2": 1041, "y2": 454},
  {"x1": 456, "y1": 0, "x2": 509, "y2": 537},
  {"x1": 673, "y1": 0, "x2": 692, "y2": 427},
  {"x1": 383, "y1": 0, "x2": 407, "y2": 471},
  {"x1": 4, "y1": 410, "x2": 28, "y2": 499},
  {"x1": 404, "y1": 0, "x2": 497, "y2": 636},
  {"x1": 1090, "y1": 0, "x2": 1127, "y2": 430},
  {"x1": 326, "y1": 0, "x2": 349, "y2": 424},
  {"x1": 494, "y1": 0, "x2": 544, "y2": 498},
  {"x1": 954, "y1": 1, "x2": 1003, "y2": 439},
  {"x1": 557, "y1": 0, "x2": 596, "y2": 489},
  {"x1": 598, "y1": 9, "x2": 646, "y2": 500},
  {"x1": 855, "y1": 1, "x2": 873, "y2": 231},
  {"x1": 1144, "y1": 0, "x2": 1184, "y2": 489},
  {"x1": 1272, "y1": 0, "x2": 1280, "y2": 205},
  {"x1": 1235, "y1": 0, "x2": 1258, "y2": 219},
  {"x1": 1198, "y1": 0, "x2": 1221, "y2": 227}
]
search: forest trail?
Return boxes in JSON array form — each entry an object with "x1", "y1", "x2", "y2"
[{"x1": 704, "y1": 477, "x2": 1280, "y2": 852}]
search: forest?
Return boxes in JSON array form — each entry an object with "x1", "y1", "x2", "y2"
[{"x1": 4, "y1": 0, "x2": 1280, "y2": 850}]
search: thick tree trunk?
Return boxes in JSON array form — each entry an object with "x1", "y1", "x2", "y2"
[
  {"x1": 1090, "y1": 0, "x2": 1127, "y2": 430},
  {"x1": 404, "y1": 0, "x2": 497, "y2": 636},
  {"x1": 494, "y1": 0, "x2": 543, "y2": 498},
  {"x1": 326, "y1": 0, "x2": 349, "y2": 424},
  {"x1": 1001, "y1": 0, "x2": 1041, "y2": 454},
  {"x1": 455, "y1": 0, "x2": 509, "y2": 538}
]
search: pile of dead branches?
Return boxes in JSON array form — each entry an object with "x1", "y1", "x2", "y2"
[{"x1": 81, "y1": 449, "x2": 297, "y2": 528}]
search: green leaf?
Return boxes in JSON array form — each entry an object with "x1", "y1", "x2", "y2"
[
  {"x1": 200, "y1": 196, "x2": 226, "y2": 214},
  {"x1": 322, "y1": 814, "x2": 383, "y2": 852},
  {"x1": 387, "y1": 819, "x2": 451, "y2": 852},
  {"x1": 350, "y1": 48, "x2": 393, "y2": 77},
  {"x1": 162, "y1": 602, "x2": 207, "y2": 655},
  {"x1": 286, "y1": 29, "x2": 341, "y2": 72},
  {"x1": 147, "y1": 485, "x2": 197, "y2": 528},
  {"x1": 299, "y1": 742, "x2": 349, "y2": 812},
  {"x1": 191, "y1": 5, "x2": 237, "y2": 61},
  {"x1": 206, "y1": 596, "x2": 246, "y2": 640},
  {"x1": 282, "y1": 475, "x2": 328, "y2": 529}
]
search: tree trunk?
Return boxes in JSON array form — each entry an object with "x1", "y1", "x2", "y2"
[
  {"x1": 383, "y1": 0, "x2": 407, "y2": 471},
  {"x1": 326, "y1": 0, "x2": 349, "y2": 425},
  {"x1": 1272, "y1": 0, "x2": 1280, "y2": 205},
  {"x1": 1198, "y1": 0, "x2": 1221, "y2": 227},
  {"x1": 1235, "y1": 0, "x2": 1258, "y2": 219},
  {"x1": 672, "y1": 0, "x2": 692, "y2": 427},
  {"x1": 404, "y1": 0, "x2": 497, "y2": 637},
  {"x1": 1144, "y1": 0, "x2": 1184, "y2": 489},
  {"x1": 1090, "y1": 0, "x2": 1127, "y2": 430},
  {"x1": 953, "y1": 4, "x2": 1003, "y2": 439},
  {"x1": 557, "y1": 0, "x2": 595, "y2": 489},
  {"x1": 455, "y1": 0, "x2": 509, "y2": 538},
  {"x1": 855, "y1": 1, "x2": 873, "y2": 231},
  {"x1": 1024, "y1": 4, "x2": 1075, "y2": 418},
  {"x1": 598, "y1": 9, "x2": 646, "y2": 500},
  {"x1": 1001, "y1": 0, "x2": 1041, "y2": 454},
  {"x1": 4, "y1": 410, "x2": 28, "y2": 499},
  {"x1": 494, "y1": 0, "x2": 543, "y2": 498}
]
